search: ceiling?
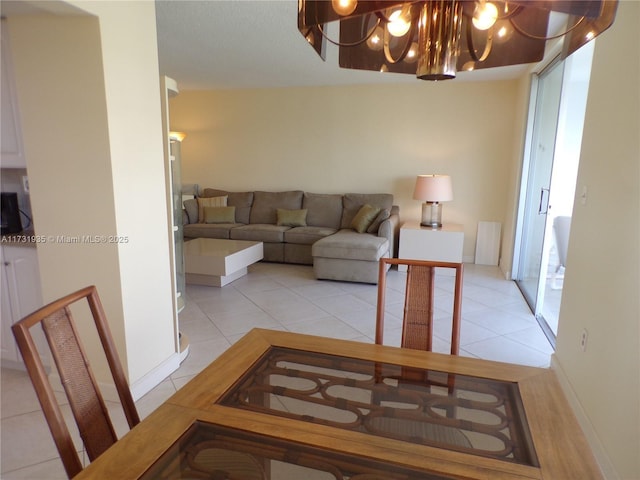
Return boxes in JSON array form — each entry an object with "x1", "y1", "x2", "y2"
[
  {"x1": 0, "y1": 0, "x2": 533, "y2": 90},
  {"x1": 154, "y1": 0, "x2": 531, "y2": 91}
]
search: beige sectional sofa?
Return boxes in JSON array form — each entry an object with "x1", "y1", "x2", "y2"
[{"x1": 183, "y1": 188, "x2": 399, "y2": 283}]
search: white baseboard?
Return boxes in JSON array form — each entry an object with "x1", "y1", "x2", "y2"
[
  {"x1": 129, "y1": 353, "x2": 181, "y2": 401},
  {"x1": 551, "y1": 354, "x2": 619, "y2": 480}
]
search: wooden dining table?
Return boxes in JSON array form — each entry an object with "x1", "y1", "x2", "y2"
[{"x1": 75, "y1": 328, "x2": 602, "y2": 479}]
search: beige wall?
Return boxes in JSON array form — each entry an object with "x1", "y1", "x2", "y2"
[
  {"x1": 8, "y1": 2, "x2": 176, "y2": 391},
  {"x1": 500, "y1": 74, "x2": 532, "y2": 277},
  {"x1": 73, "y1": 1, "x2": 177, "y2": 386},
  {"x1": 170, "y1": 81, "x2": 520, "y2": 261},
  {"x1": 553, "y1": 2, "x2": 640, "y2": 478}
]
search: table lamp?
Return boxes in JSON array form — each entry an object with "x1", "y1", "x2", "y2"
[{"x1": 413, "y1": 174, "x2": 453, "y2": 228}]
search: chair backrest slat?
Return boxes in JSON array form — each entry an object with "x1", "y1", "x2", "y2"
[
  {"x1": 41, "y1": 307, "x2": 118, "y2": 461},
  {"x1": 402, "y1": 264, "x2": 435, "y2": 351},
  {"x1": 11, "y1": 285, "x2": 140, "y2": 479},
  {"x1": 376, "y1": 258, "x2": 463, "y2": 355}
]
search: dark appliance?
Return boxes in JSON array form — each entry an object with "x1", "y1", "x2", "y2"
[{"x1": 1, "y1": 192, "x2": 23, "y2": 235}]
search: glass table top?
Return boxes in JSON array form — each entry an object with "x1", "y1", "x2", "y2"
[
  {"x1": 140, "y1": 421, "x2": 457, "y2": 479},
  {"x1": 219, "y1": 347, "x2": 539, "y2": 467}
]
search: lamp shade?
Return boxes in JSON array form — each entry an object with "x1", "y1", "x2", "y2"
[{"x1": 413, "y1": 175, "x2": 453, "y2": 202}]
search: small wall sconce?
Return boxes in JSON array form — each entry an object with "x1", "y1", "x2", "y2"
[
  {"x1": 413, "y1": 174, "x2": 453, "y2": 228},
  {"x1": 169, "y1": 131, "x2": 187, "y2": 142}
]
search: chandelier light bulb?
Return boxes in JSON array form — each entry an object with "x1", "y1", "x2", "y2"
[
  {"x1": 493, "y1": 24, "x2": 514, "y2": 44},
  {"x1": 387, "y1": 9, "x2": 411, "y2": 37},
  {"x1": 366, "y1": 26, "x2": 385, "y2": 51},
  {"x1": 472, "y1": 1, "x2": 498, "y2": 30},
  {"x1": 331, "y1": 0, "x2": 357, "y2": 16},
  {"x1": 462, "y1": 61, "x2": 476, "y2": 71},
  {"x1": 404, "y1": 42, "x2": 419, "y2": 63}
]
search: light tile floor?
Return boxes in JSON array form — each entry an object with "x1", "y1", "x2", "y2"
[{"x1": 1, "y1": 263, "x2": 553, "y2": 479}]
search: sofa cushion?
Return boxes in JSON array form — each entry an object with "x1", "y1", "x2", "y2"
[
  {"x1": 302, "y1": 193, "x2": 343, "y2": 229},
  {"x1": 230, "y1": 224, "x2": 291, "y2": 243},
  {"x1": 277, "y1": 208, "x2": 307, "y2": 227},
  {"x1": 312, "y1": 229, "x2": 389, "y2": 262},
  {"x1": 351, "y1": 204, "x2": 381, "y2": 233},
  {"x1": 284, "y1": 243, "x2": 313, "y2": 265},
  {"x1": 341, "y1": 193, "x2": 393, "y2": 229},
  {"x1": 250, "y1": 191, "x2": 304, "y2": 224},
  {"x1": 184, "y1": 223, "x2": 240, "y2": 240},
  {"x1": 284, "y1": 226, "x2": 338, "y2": 245},
  {"x1": 184, "y1": 198, "x2": 198, "y2": 224},
  {"x1": 197, "y1": 196, "x2": 227, "y2": 222},
  {"x1": 204, "y1": 206, "x2": 236, "y2": 224},
  {"x1": 202, "y1": 189, "x2": 254, "y2": 224}
]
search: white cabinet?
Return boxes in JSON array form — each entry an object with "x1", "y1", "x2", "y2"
[
  {"x1": 1, "y1": 20, "x2": 26, "y2": 168},
  {"x1": 398, "y1": 221, "x2": 464, "y2": 272},
  {"x1": 1, "y1": 245, "x2": 43, "y2": 366}
]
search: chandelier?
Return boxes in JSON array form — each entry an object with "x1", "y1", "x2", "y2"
[{"x1": 297, "y1": 0, "x2": 618, "y2": 80}]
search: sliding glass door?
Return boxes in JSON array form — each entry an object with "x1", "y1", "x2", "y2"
[
  {"x1": 516, "y1": 59, "x2": 564, "y2": 322},
  {"x1": 514, "y1": 43, "x2": 594, "y2": 346}
]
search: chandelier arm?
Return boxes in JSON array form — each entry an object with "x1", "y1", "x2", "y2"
[
  {"x1": 509, "y1": 14, "x2": 586, "y2": 41},
  {"x1": 466, "y1": 21, "x2": 494, "y2": 62},
  {"x1": 316, "y1": 17, "x2": 382, "y2": 47},
  {"x1": 382, "y1": 3, "x2": 418, "y2": 65},
  {"x1": 496, "y1": 2, "x2": 523, "y2": 21},
  {"x1": 383, "y1": 20, "x2": 416, "y2": 64}
]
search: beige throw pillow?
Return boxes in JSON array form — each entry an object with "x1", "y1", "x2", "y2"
[
  {"x1": 197, "y1": 196, "x2": 227, "y2": 223},
  {"x1": 351, "y1": 204, "x2": 381, "y2": 233},
  {"x1": 203, "y1": 206, "x2": 236, "y2": 224},
  {"x1": 367, "y1": 208, "x2": 391, "y2": 234},
  {"x1": 276, "y1": 208, "x2": 307, "y2": 227}
]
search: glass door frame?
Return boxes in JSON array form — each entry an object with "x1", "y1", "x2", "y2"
[
  {"x1": 513, "y1": 56, "x2": 565, "y2": 348},
  {"x1": 513, "y1": 42, "x2": 595, "y2": 348}
]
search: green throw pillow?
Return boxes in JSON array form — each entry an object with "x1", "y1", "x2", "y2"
[
  {"x1": 351, "y1": 204, "x2": 381, "y2": 233},
  {"x1": 203, "y1": 206, "x2": 236, "y2": 224},
  {"x1": 276, "y1": 208, "x2": 307, "y2": 227},
  {"x1": 197, "y1": 195, "x2": 227, "y2": 223}
]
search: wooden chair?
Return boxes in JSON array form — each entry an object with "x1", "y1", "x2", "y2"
[
  {"x1": 11, "y1": 285, "x2": 140, "y2": 479},
  {"x1": 376, "y1": 258, "x2": 464, "y2": 355},
  {"x1": 374, "y1": 258, "x2": 470, "y2": 448}
]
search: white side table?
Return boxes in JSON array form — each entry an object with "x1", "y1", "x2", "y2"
[{"x1": 397, "y1": 221, "x2": 464, "y2": 272}]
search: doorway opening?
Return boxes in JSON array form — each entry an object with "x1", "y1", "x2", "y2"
[{"x1": 513, "y1": 42, "x2": 595, "y2": 348}]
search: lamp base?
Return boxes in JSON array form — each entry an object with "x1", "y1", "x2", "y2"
[{"x1": 420, "y1": 202, "x2": 443, "y2": 228}]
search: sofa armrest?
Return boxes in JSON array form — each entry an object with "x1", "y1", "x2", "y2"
[{"x1": 378, "y1": 211, "x2": 400, "y2": 258}]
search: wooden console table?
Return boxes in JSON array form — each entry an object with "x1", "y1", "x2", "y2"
[{"x1": 75, "y1": 329, "x2": 602, "y2": 479}]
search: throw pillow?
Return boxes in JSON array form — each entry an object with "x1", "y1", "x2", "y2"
[
  {"x1": 197, "y1": 195, "x2": 227, "y2": 223},
  {"x1": 351, "y1": 204, "x2": 381, "y2": 233},
  {"x1": 367, "y1": 208, "x2": 391, "y2": 234},
  {"x1": 203, "y1": 206, "x2": 236, "y2": 224},
  {"x1": 276, "y1": 208, "x2": 307, "y2": 227},
  {"x1": 183, "y1": 198, "x2": 198, "y2": 224}
]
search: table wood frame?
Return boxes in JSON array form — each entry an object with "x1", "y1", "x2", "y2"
[{"x1": 75, "y1": 329, "x2": 602, "y2": 480}]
